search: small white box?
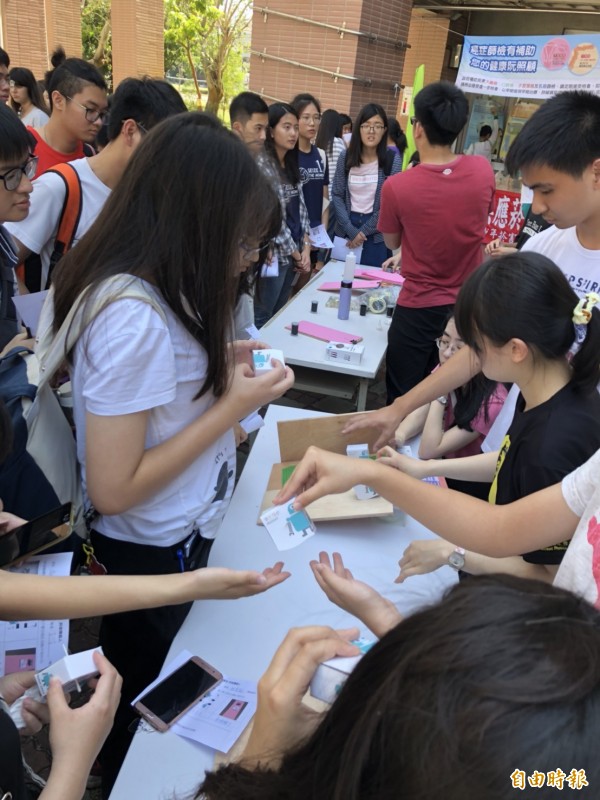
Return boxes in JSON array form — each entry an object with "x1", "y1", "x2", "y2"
[
  {"x1": 325, "y1": 342, "x2": 365, "y2": 365},
  {"x1": 309, "y1": 638, "x2": 375, "y2": 704},
  {"x1": 35, "y1": 647, "x2": 103, "y2": 697},
  {"x1": 252, "y1": 349, "x2": 285, "y2": 375},
  {"x1": 346, "y1": 444, "x2": 379, "y2": 500}
]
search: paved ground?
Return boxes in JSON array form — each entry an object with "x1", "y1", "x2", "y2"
[{"x1": 21, "y1": 366, "x2": 388, "y2": 797}]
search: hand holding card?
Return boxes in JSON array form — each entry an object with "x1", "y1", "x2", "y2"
[{"x1": 260, "y1": 499, "x2": 316, "y2": 551}]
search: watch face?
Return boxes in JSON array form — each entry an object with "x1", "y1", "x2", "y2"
[{"x1": 448, "y1": 551, "x2": 465, "y2": 570}]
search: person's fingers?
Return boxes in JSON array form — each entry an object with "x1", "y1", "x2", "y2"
[
  {"x1": 318, "y1": 551, "x2": 332, "y2": 569},
  {"x1": 260, "y1": 626, "x2": 357, "y2": 691},
  {"x1": 19, "y1": 704, "x2": 44, "y2": 735},
  {"x1": 332, "y1": 551, "x2": 347, "y2": 577}
]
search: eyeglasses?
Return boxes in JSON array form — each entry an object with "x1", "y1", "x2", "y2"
[
  {"x1": 0, "y1": 154, "x2": 38, "y2": 191},
  {"x1": 360, "y1": 124, "x2": 386, "y2": 133},
  {"x1": 66, "y1": 96, "x2": 108, "y2": 123},
  {"x1": 436, "y1": 336, "x2": 464, "y2": 355},
  {"x1": 300, "y1": 114, "x2": 321, "y2": 123},
  {"x1": 239, "y1": 241, "x2": 270, "y2": 260},
  {"x1": 410, "y1": 116, "x2": 418, "y2": 126},
  {"x1": 136, "y1": 121, "x2": 148, "y2": 135}
]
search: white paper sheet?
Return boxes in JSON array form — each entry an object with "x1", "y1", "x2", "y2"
[
  {"x1": 331, "y1": 236, "x2": 363, "y2": 266},
  {"x1": 133, "y1": 649, "x2": 257, "y2": 754},
  {"x1": 0, "y1": 553, "x2": 72, "y2": 677},
  {"x1": 239, "y1": 411, "x2": 265, "y2": 435},
  {"x1": 309, "y1": 224, "x2": 334, "y2": 249},
  {"x1": 12, "y1": 290, "x2": 49, "y2": 337},
  {"x1": 261, "y1": 257, "x2": 279, "y2": 278}
]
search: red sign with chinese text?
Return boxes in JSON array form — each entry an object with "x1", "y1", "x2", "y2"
[{"x1": 484, "y1": 190, "x2": 523, "y2": 244}]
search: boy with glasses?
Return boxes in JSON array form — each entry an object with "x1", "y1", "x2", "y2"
[{"x1": 7, "y1": 78, "x2": 187, "y2": 290}]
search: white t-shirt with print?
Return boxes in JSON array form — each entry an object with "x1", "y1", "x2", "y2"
[
  {"x1": 482, "y1": 224, "x2": 600, "y2": 453},
  {"x1": 70, "y1": 279, "x2": 236, "y2": 546},
  {"x1": 6, "y1": 157, "x2": 111, "y2": 289},
  {"x1": 555, "y1": 448, "x2": 600, "y2": 608}
]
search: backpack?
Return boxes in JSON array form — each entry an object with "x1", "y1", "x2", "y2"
[{"x1": 0, "y1": 278, "x2": 167, "y2": 534}]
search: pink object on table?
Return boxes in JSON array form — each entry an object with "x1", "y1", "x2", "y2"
[
  {"x1": 318, "y1": 280, "x2": 380, "y2": 292},
  {"x1": 355, "y1": 268, "x2": 405, "y2": 285},
  {"x1": 284, "y1": 320, "x2": 363, "y2": 344}
]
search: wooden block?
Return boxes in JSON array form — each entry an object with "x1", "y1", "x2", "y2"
[
  {"x1": 277, "y1": 412, "x2": 382, "y2": 462},
  {"x1": 258, "y1": 462, "x2": 394, "y2": 524}
]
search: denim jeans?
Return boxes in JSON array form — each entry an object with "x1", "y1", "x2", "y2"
[
  {"x1": 254, "y1": 255, "x2": 297, "y2": 328},
  {"x1": 349, "y1": 211, "x2": 390, "y2": 268}
]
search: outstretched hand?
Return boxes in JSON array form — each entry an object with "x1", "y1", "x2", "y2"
[
  {"x1": 311, "y1": 552, "x2": 401, "y2": 638},
  {"x1": 342, "y1": 406, "x2": 404, "y2": 451},
  {"x1": 396, "y1": 539, "x2": 453, "y2": 583},
  {"x1": 274, "y1": 446, "x2": 374, "y2": 509},
  {"x1": 195, "y1": 563, "x2": 291, "y2": 599}
]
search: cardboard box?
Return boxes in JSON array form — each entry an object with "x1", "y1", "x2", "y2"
[
  {"x1": 35, "y1": 647, "x2": 103, "y2": 697},
  {"x1": 252, "y1": 349, "x2": 285, "y2": 375},
  {"x1": 325, "y1": 341, "x2": 365, "y2": 365}
]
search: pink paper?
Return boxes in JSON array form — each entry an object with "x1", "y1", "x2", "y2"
[
  {"x1": 285, "y1": 320, "x2": 363, "y2": 344},
  {"x1": 318, "y1": 280, "x2": 380, "y2": 292},
  {"x1": 355, "y1": 268, "x2": 405, "y2": 286}
]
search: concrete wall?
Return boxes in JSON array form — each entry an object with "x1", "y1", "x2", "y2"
[{"x1": 468, "y1": 10, "x2": 600, "y2": 36}]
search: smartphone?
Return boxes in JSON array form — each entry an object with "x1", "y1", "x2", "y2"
[
  {"x1": 0, "y1": 502, "x2": 72, "y2": 568},
  {"x1": 134, "y1": 656, "x2": 223, "y2": 732}
]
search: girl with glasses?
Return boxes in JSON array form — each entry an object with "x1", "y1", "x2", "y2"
[
  {"x1": 331, "y1": 103, "x2": 401, "y2": 268},
  {"x1": 290, "y1": 93, "x2": 329, "y2": 278},
  {"x1": 379, "y1": 314, "x2": 507, "y2": 500},
  {"x1": 8, "y1": 67, "x2": 49, "y2": 129},
  {"x1": 45, "y1": 114, "x2": 294, "y2": 794}
]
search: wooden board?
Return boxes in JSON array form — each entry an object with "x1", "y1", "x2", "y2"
[
  {"x1": 258, "y1": 462, "x2": 394, "y2": 524},
  {"x1": 277, "y1": 412, "x2": 382, "y2": 463}
]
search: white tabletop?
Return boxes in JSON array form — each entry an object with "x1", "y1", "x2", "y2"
[
  {"x1": 260, "y1": 261, "x2": 390, "y2": 380},
  {"x1": 110, "y1": 405, "x2": 456, "y2": 800}
]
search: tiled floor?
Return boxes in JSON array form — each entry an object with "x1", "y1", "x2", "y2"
[{"x1": 21, "y1": 366, "x2": 388, "y2": 797}]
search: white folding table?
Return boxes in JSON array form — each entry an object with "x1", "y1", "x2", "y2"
[
  {"x1": 259, "y1": 261, "x2": 392, "y2": 410},
  {"x1": 110, "y1": 405, "x2": 456, "y2": 800}
]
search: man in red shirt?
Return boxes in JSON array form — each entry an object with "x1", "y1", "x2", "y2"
[
  {"x1": 30, "y1": 48, "x2": 107, "y2": 176},
  {"x1": 378, "y1": 81, "x2": 495, "y2": 402}
]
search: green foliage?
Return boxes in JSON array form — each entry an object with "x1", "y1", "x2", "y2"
[
  {"x1": 81, "y1": 0, "x2": 112, "y2": 85},
  {"x1": 164, "y1": 0, "x2": 250, "y2": 113}
]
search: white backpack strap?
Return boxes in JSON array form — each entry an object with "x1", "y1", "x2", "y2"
[{"x1": 36, "y1": 276, "x2": 167, "y2": 391}]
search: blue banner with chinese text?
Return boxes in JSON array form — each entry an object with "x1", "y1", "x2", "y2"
[{"x1": 457, "y1": 35, "x2": 600, "y2": 98}]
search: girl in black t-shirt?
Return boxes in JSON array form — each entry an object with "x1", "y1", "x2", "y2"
[{"x1": 382, "y1": 252, "x2": 600, "y2": 583}]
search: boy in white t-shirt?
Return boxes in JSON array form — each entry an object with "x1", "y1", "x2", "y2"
[
  {"x1": 6, "y1": 77, "x2": 186, "y2": 291},
  {"x1": 345, "y1": 90, "x2": 600, "y2": 451}
]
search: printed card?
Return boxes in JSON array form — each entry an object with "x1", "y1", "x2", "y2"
[{"x1": 260, "y1": 499, "x2": 316, "y2": 551}]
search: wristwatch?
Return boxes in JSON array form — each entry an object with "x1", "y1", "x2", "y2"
[{"x1": 448, "y1": 547, "x2": 465, "y2": 570}]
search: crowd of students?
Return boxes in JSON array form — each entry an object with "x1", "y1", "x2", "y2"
[{"x1": 0, "y1": 40, "x2": 599, "y2": 800}]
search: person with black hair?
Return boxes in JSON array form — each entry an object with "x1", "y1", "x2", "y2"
[
  {"x1": 291, "y1": 93, "x2": 329, "y2": 276},
  {"x1": 229, "y1": 91, "x2": 269, "y2": 155},
  {"x1": 26, "y1": 46, "x2": 107, "y2": 176},
  {"x1": 198, "y1": 576, "x2": 600, "y2": 799},
  {"x1": 465, "y1": 117, "x2": 499, "y2": 161},
  {"x1": 347, "y1": 90, "x2": 600, "y2": 454},
  {"x1": 255, "y1": 102, "x2": 311, "y2": 327},
  {"x1": 339, "y1": 111, "x2": 352, "y2": 144},
  {"x1": 331, "y1": 103, "x2": 401, "y2": 268},
  {"x1": 386, "y1": 117, "x2": 407, "y2": 157},
  {"x1": 8, "y1": 66, "x2": 49, "y2": 128},
  {"x1": 7, "y1": 77, "x2": 187, "y2": 291},
  {"x1": 380, "y1": 314, "x2": 507, "y2": 500},
  {"x1": 314, "y1": 109, "x2": 345, "y2": 262},
  {"x1": 379, "y1": 81, "x2": 495, "y2": 404},
  {"x1": 0, "y1": 103, "x2": 34, "y2": 350},
  {"x1": 45, "y1": 113, "x2": 292, "y2": 794},
  {"x1": 379, "y1": 252, "x2": 600, "y2": 583},
  {"x1": 0, "y1": 47, "x2": 10, "y2": 104}
]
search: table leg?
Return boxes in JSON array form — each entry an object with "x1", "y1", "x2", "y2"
[{"x1": 356, "y1": 378, "x2": 369, "y2": 411}]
